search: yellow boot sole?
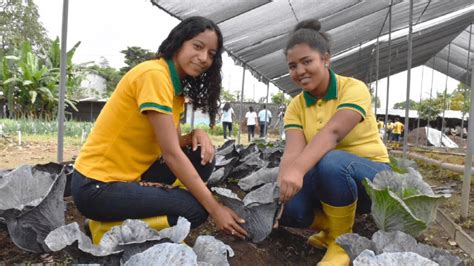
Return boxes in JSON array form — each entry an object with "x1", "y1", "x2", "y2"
[
  {"x1": 317, "y1": 243, "x2": 349, "y2": 266},
  {"x1": 308, "y1": 231, "x2": 329, "y2": 249},
  {"x1": 88, "y1": 215, "x2": 169, "y2": 245}
]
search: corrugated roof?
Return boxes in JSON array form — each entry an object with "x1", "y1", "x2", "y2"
[{"x1": 150, "y1": 0, "x2": 473, "y2": 96}]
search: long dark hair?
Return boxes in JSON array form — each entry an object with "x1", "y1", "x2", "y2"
[
  {"x1": 223, "y1": 102, "x2": 231, "y2": 112},
  {"x1": 157, "y1": 16, "x2": 223, "y2": 125},
  {"x1": 285, "y1": 19, "x2": 331, "y2": 56}
]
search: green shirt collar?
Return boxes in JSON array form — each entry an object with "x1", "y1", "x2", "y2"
[
  {"x1": 303, "y1": 69, "x2": 337, "y2": 107},
  {"x1": 166, "y1": 59, "x2": 183, "y2": 96}
]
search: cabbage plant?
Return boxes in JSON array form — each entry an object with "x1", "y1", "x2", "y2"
[{"x1": 363, "y1": 168, "x2": 449, "y2": 237}]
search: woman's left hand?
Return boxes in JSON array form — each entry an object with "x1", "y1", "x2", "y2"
[{"x1": 191, "y1": 129, "x2": 215, "y2": 165}]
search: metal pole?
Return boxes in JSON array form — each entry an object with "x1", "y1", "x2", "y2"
[
  {"x1": 461, "y1": 25, "x2": 472, "y2": 134},
  {"x1": 264, "y1": 82, "x2": 270, "y2": 140},
  {"x1": 439, "y1": 43, "x2": 451, "y2": 147},
  {"x1": 375, "y1": 38, "x2": 380, "y2": 116},
  {"x1": 426, "y1": 56, "x2": 436, "y2": 145},
  {"x1": 461, "y1": 56, "x2": 474, "y2": 220},
  {"x1": 461, "y1": 54, "x2": 474, "y2": 220},
  {"x1": 416, "y1": 66, "x2": 424, "y2": 146},
  {"x1": 280, "y1": 89, "x2": 285, "y2": 139},
  {"x1": 57, "y1": 0, "x2": 69, "y2": 162},
  {"x1": 383, "y1": 1, "x2": 393, "y2": 144},
  {"x1": 237, "y1": 66, "x2": 246, "y2": 145},
  {"x1": 402, "y1": 0, "x2": 413, "y2": 159}
]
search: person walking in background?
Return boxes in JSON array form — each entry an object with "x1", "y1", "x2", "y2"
[
  {"x1": 245, "y1": 106, "x2": 258, "y2": 142},
  {"x1": 275, "y1": 105, "x2": 287, "y2": 139},
  {"x1": 386, "y1": 119, "x2": 394, "y2": 142},
  {"x1": 392, "y1": 117, "x2": 404, "y2": 147},
  {"x1": 221, "y1": 102, "x2": 234, "y2": 140},
  {"x1": 258, "y1": 104, "x2": 272, "y2": 138},
  {"x1": 377, "y1": 117, "x2": 385, "y2": 139}
]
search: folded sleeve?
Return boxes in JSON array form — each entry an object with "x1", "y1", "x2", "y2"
[
  {"x1": 284, "y1": 98, "x2": 303, "y2": 131},
  {"x1": 336, "y1": 79, "x2": 371, "y2": 120},
  {"x1": 134, "y1": 69, "x2": 174, "y2": 115}
]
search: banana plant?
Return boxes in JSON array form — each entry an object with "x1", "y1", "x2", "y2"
[
  {"x1": 1, "y1": 55, "x2": 19, "y2": 118},
  {"x1": 0, "y1": 39, "x2": 83, "y2": 118}
]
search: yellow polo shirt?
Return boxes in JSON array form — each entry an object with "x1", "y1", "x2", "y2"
[
  {"x1": 284, "y1": 69, "x2": 389, "y2": 163},
  {"x1": 75, "y1": 59, "x2": 185, "y2": 182},
  {"x1": 392, "y1": 121, "x2": 404, "y2": 134},
  {"x1": 377, "y1": 121, "x2": 384, "y2": 130}
]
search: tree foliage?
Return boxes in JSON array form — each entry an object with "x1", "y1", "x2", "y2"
[
  {"x1": 271, "y1": 91, "x2": 291, "y2": 105},
  {"x1": 120, "y1": 46, "x2": 155, "y2": 74},
  {"x1": 373, "y1": 96, "x2": 381, "y2": 108},
  {"x1": 221, "y1": 89, "x2": 237, "y2": 102},
  {"x1": 0, "y1": 39, "x2": 84, "y2": 119},
  {"x1": 417, "y1": 98, "x2": 443, "y2": 121},
  {"x1": 393, "y1": 99, "x2": 419, "y2": 110},
  {"x1": 0, "y1": 0, "x2": 50, "y2": 56},
  {"x1": 87, "y1": 64, "x2": 122, "y2": 96},
  {"x1": 449, "y1": 83, "x2": 470, "y2": 113}
]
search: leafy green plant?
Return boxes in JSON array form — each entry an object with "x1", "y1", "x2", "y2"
[
  {"x1": 363, "y1": 168, "x2": 449, "y2": 237},
  {"x1": 388, "y1": 155, "x2": 408, "y2": 174},
  {"x1": 181, "y1": 123, "x2": 240, "y2": 137},
  {"x1": 0, "y1": 118, "x2": 93, "y2": 137}
]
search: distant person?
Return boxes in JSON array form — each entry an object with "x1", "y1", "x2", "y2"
[
  {"x1": 71, "y1": 16, "x2": 247, "y2": 245},
  {"x1": 2, "y1": 104, "x2": 8, "y2": 118},
  {"x1": 377, "y1": 117, "x2": 385, "y2": 139},
  {"x1": 258, "y1": 104, "x2": 272, "y2": 138},
  {"x1": 276, "y1": 105, "x2": 286, "y2": 139},
  {"x1": 244, "y1": 106, "x2": 258, "y2": 142},
  {"x1": 392, "y1": 117, "x2": 404, "y2": 146},
  {"x1": 221, "y1": 102, "x2": 234, "y2": 140},
  {"x1": 386, "y1": 119, "x2": 394, "y2": 142}
]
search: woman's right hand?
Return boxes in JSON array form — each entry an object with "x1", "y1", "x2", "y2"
[
  {"x1": 277, "y1": 164, "x2": 304, "y2": 204},
  {"x1": 210, "y1": 204, "x2": 247, "y2": 239}
]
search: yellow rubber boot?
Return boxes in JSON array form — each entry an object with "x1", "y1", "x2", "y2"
[
  {"x1": 307, "y1": 209, "x2": 329, "y2": 249},
  {"x1": 171, "y1": 178, "x2": 187, "y2": 190},
  {"x1": 89, "y1": 215, "x2": 169, "y2": 245},
  {"x1": 317, "y1": 201, "x2": 356, "y2": 266}
]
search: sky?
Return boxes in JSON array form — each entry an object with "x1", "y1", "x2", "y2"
[{"x1": 35, "y1": 0, "x2": 461, "y2": 108}]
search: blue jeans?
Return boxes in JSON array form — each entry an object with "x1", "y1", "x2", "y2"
[
  {"x1": 259, "y1": 121, "x2": 269, "y2": 137},
  {"x1": 71, "y1": 147, "x2": 214, "y2": 228},
  {"x1": 222, "y1": 122, "x2": 233, "y2": 139},
  {"x1": 280, "y1": 150, "x2": 391, "y2": 228}
]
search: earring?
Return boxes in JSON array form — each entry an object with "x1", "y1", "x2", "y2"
[{"x1": 324, "y1": 63, "x2": 329, "y2": 68}]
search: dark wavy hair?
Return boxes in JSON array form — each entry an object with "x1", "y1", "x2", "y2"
[
  {"x1": 223, "y1": 102, "x2": 231, "y2": 112},
  {"x1": 157, "y1": 16, "x2": 223, "y2": 125},
  {"x1": 285, "y1": 19, "x2": 331, "y2": 56}
]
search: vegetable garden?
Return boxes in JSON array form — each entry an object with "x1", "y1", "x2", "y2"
[{"x1": 0, "y1": 132, "x2": 472, "y2": 265}]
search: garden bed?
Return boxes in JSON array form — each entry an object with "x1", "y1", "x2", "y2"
[{"x1": 0, "y1": 137, "x2": 472, "y2": 264}]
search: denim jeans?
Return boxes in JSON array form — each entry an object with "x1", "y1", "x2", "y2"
[
  {"x1": 222, "y1": 122, "x2": 233, "y2": 139},
  {"x1": 280, "y1": 150, "x2": 391, "y2": 228},
  {"x1": 71, "y1": 147, "x2": 215, "y2": 228},
  {"x1": 259, "y1": 121, "x2": 269, "y2": 137},
  {"x1": 247, "y1": 125, "x2": 256, "y2": 142}
]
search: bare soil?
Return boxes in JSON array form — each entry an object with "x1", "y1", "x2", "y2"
[{"x1": 0, "y1": 137, "x2": 472, "y2": 264}]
